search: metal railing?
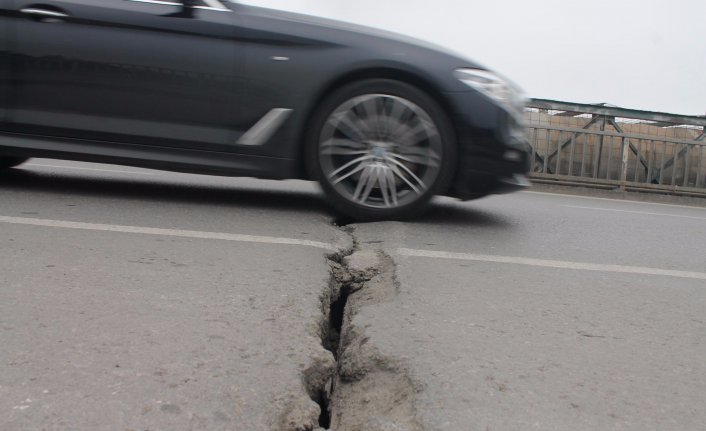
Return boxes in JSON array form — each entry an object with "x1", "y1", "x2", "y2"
[{"x1": 526, "y1": 99, "x2": 706, "y2": 196}]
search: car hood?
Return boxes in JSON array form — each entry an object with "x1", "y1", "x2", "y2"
[{"x1": 236, "y1": 4, "x2": 484, "y2": 73}]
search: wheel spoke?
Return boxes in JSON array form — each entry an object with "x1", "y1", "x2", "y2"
[
  {"x1": 329, "y1": 155, "x2": 373, "y2": 184},
  {"x1": 351, "y1": 164, "x2": 373, "y2": 201},
  {"x1": 386, "y1": 101, "x2": 414, "y2": 136},
  {"x1": 320, "y1": 138, "x2": 367, "y2": 156},
  {"x1": 385, "y1": 157, "x2": 427, "y2": 194},
  {"x1": 353, "y1": 97, "x2": 382, "y2": 138},
  {"x1": 327, "y1": 111, "x2": 367, "y2": 141},
  {"x1": 390, "y1": 148, "x2": 441, "y2": 167},
  {"x1": 385, "y1": 167, "x2": 399, "y2": 206},
  {"x1": 387, "y1": 97, "x2": 409, "y2": 124},
  {"x1": 377, "y1": 166, "x2": 392, "y2": 207},
  {"x1": 351, "y1": 164, "x2": 379, "y2": 203},
  {"x1": 387, "y1": 164, "x2": 421, "y2": 194},
  {"x1": 356, "y1": 115, "x2": 380, "y2": 139},
  {"x1": 358, "y1": 165, "x2": 380, "y2": 203},
  {"x1": 376, "y1": 97, "x2": 405, "y2": 137},
  {"x1": 396, "y1": 119, "x2": 438, "y2": 146},
  {"x1": 397, "y1": 144, "x2": 440, "y2": 158},
  {"x1": 357, "y1": 96, "x2": 379, "y2": 125}
]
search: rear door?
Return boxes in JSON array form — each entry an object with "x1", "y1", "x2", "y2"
[
  {"x1": 10, "y1": 0, "x2": 240, "y2": 151},
  {"x1": 0, "y1": 0, "x2": 12, "y2": 127}
]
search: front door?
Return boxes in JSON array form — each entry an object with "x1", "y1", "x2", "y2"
[
  {"x1": 0, "y1": 0, "x2": 13, "y2": 127},
  {"x1": 10, "y1": 0, "x2": 239, "y2": 151}
]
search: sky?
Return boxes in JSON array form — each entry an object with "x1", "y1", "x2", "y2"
[{"x1": 241, "y1": 0, "x2": 706, "y2": 116}]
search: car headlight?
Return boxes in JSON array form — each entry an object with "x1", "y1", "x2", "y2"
[{"x1": 454, "y1": 68, "x2": 525, "y2": 110}]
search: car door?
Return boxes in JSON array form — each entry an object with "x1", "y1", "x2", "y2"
[
  {"x1": 10, "y1": 0, "x2": 241, "y2": 151},
  {"x1": 0, "y1": 0, "x2": 13, "y2": 127}
]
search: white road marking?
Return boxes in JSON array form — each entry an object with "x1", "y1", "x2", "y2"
[
  {"x1": 398, "y1": 248, "x2": 706, "y2": 281},
  {"x1": 25, "y1": 163, "x2": 157, "y2": 176},
  {"x1": 0, "y1": 216, "x2": 335, "y2": 251},
  {"x1": 522, "y1": 190, "x2": 706, "y2": 211},
  {"x1": 563, "y1": 205, "x2": 706, "y2": 220}
]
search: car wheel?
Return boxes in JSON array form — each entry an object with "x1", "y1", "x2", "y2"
[
  {"x1": 306, "y1": 79, "x2": 456, "y2": 221},
  {"x1": 0, "y1": 157, "x2": 29, "y2": 169}
]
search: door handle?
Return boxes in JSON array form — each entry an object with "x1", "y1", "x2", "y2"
[{"x1": 20, "y1": 7, "x2": 69, "y2": 20}]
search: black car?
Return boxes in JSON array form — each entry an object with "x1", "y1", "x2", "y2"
[{"x1": 0, "y1": 0, "x2": 530, "y2": 220}]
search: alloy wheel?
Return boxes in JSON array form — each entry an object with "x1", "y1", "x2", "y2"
[{"x1": 318, "y1": 94, "x2": 443, "y2": 209}]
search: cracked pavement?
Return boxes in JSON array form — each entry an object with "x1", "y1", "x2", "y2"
[{"x1": 2, "y1": 160, "x2": 706, "y2": 430}]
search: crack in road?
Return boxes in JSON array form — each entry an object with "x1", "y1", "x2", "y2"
[{"x1": 287, "y1": 225, "x2": 422, "y2": 431}]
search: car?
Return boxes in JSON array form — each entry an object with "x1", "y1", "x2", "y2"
[{"x1": 0, "y1": 0, "x2": 530, "y2": 220}]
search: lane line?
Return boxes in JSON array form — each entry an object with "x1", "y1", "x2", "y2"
[
  {"x1": 25, "y1": 163, "x2": 157, "y2": 176},
  {"x1": 522, "y1": 190, "x2": 706, "y2": 211},
  {"x1": 563, "y1": 205, "x2": 706, "y2": 220},
  {"x1": 398, "y1": 248, "x2": 706, "y2": 280},
  {"x1": 0, "y1": 216, "x2": 336, "y2": 251}
]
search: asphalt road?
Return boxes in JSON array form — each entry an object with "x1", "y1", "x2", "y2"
[{"x1": 1, "y1": 159, "x2": 705, "y2": 431}]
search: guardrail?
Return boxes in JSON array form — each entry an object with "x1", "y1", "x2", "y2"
[{"x1": 526, "y1": 99, "x2": 706, "y2": 196}]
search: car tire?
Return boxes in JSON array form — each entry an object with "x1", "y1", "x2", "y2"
[
  {"x1": 0, "y1": 157, "x2": 29, "y2": 169},
  {"x1": 305, "y1": 79, "x2": 456, "y2": 221}
]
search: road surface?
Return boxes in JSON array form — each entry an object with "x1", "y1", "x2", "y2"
[{"x1": 1, "y1": 159, "x2": 704, "y2": 430}]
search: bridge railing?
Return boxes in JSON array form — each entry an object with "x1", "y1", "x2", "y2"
[{"x1": 525, "y1": 99, "x2": 706, "y2": 196}]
